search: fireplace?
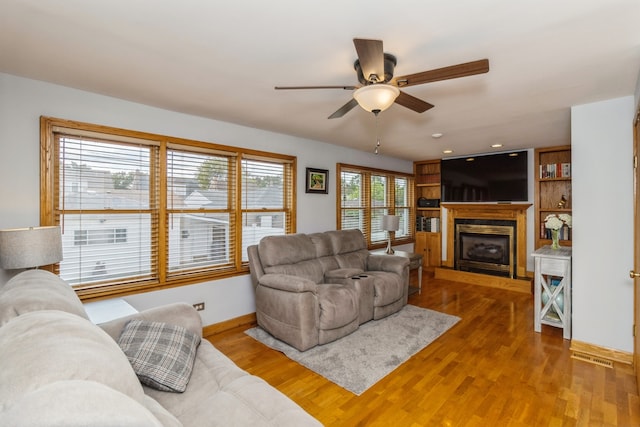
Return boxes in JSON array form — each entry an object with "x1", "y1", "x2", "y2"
[
  {"x1": 455, "y1": 220, "x2": 516, "y2": 278},
  {"x1": 436, "y1": 203, "x2": 532, "y2": 293}
]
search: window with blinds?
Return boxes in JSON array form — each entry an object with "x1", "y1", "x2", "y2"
[
  {"x1": 337, "y1": 163, "x2": 414, "y2": 247},
  {"x1": 56, "y1": 135, "x2": 159, "y2": 286},
  {"x1": 166, "y1": 146, "x2": 237, "y2": 279},
  {"x1": 41, "y1": 117, "x2": 296, "y2": 299},
  {"x1": 394, "y1": 177, "x2": 411, "y2": 239},
  {"x1": 241, "y1": 156, "x2": 294, "y2": 261}
]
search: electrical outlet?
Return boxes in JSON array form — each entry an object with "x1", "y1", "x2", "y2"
[{"x1": 193, "y1": 302, "x2": 205, "y2": 311}]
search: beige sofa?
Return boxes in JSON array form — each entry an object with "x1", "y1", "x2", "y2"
[
  {"x1": 0, "y1": 269, "x2": 321, "y2": 427},
  {"x1": 247, "y1": 229, "x2": 410, "y2": 351}
]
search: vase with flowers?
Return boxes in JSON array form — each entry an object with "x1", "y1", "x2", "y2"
[{"x1": 544, "y1": 213, "x2": 572, "y2": 249}]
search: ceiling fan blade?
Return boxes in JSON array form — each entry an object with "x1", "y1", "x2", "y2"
[
  {"x1": 394, "y1": 91, "x2": 434, "y2": 113},
  {"x1": 328, "y1": 98, "x2": 359, "y2": 119},
  {"x1": 275, "y1": 85, "x2": 357, "y2": 90},
  {"x1": 353, "y1": 38, "x2": 384, "y2": 83},
  {"x1": 394, "y1": 59, "x2": 490, "y2": 87}
]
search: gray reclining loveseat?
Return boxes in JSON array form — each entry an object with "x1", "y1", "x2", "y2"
[{"x1": 247, "y1": 229, "x2": 410, "y2": 351}]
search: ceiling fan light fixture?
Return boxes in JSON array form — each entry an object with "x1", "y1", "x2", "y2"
[{"x1": 353, "y1": 84, "x2": 400, "y2": 113}]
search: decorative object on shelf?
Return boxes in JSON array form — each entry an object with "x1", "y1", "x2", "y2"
[
  {"x1": 550, "y1": 229, "x2": 560, "y2": 249},
  {"x1": 557, "y1": 195, "x2": 568, "y2": 209},
  {"x1": 541, "y1": 283, "x2": 564, "y2": 318},
  {"x1": 544, "y1": 213, "x2": 572, "y2": 250},
  {"x1": 417, "y1": 197, "x2": 440, "y2": 208},
  {"x1": 305, "y1": 167, "x2": 329, "y2": 194},
  {"x1": 534, "y1": 146, "x2": 572, "y2": 250},
  {"x1": 381, "y1": 215, "x2": 400, "y2": 254},
  {"x1": 0, "y1": 225, "x2": 63, "y2": 269}
]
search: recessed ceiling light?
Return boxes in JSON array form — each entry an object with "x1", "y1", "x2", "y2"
[
  {"x1": 431, "y1": 133, "x2": 443, "y2": 139},
  {"x1": 466, "y1": 157, "x2": 475, "y2": 162},
  {"x1": 491, "y1": 144, "x2": 503, "y2": 148},
  {"x1": 442, "y1": 149, "x2": 453, "y2": 154}
]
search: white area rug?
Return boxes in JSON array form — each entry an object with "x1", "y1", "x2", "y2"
[{"x1": 245, "y1": 304, "x2": 460, "y2": 395}]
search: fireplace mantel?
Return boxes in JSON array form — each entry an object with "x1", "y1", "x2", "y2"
[{"x1": 441, "y1": 203, "x2": 532, "y2": 279}]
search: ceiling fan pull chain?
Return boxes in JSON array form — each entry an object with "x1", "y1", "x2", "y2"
[{"x1": 374, "y1": 110, "x2": 381, "y2": 155}]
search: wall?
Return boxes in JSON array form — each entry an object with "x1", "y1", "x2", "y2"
[
  {"x1": 0, "y1": 73, "x2": 413, "y2": 325},
  {"x1": 571, "y1": 96, "x2": 635, "y2": 352}
]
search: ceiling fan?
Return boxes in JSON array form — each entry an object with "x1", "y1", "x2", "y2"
[{"x1": 275, "y1": 38, "x2": 489, "y2": 119}]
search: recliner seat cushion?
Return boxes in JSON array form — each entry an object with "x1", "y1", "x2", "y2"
[
  {"x1": 316, "y1": 284, "x2": 359, "y2": 330},
  {"x1": 365, "y1": 271, "x2": 405, "y2": 306}
]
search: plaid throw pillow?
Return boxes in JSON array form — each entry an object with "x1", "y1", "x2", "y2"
[{"x1": 118, "y1": 319, "x2": 200, "y2": 393}]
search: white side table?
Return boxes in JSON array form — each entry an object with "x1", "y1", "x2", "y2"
[
  {"x1": 532, "y1": 245, "x2": 572, "y2": 339},
  {"x1": 83, "y1": 298, "x2": 138, "y2": 324}
]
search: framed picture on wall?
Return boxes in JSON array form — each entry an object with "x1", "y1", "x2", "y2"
[{"x1": 306, "y1": 167, "x2": 328, "y2": 194}]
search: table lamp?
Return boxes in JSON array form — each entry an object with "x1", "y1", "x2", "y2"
[
  {"x1": 381, "y1": 215, "x2": 400, "y2": 254},
  {"x1": 0, "y1": 226, "x2": 63, "y2": 269}
]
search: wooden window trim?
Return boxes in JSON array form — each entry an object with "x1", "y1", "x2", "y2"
[
  {"x1": 41, "y1": 116, "x2": 296, "y2": 301},
  {"x1": 336, "y1": 163, "x2": 414, "y2": 249}
]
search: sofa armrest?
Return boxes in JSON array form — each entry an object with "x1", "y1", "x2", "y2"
[
  {"x1": 366, "y1": 254, "x2": 409, "y2": 276},
  {"x1": 98, "y1": 302, "x2": 202, "y2": 342},
  {"x1": 258, "y1": 274, "x2": 317, "y2": 293}
]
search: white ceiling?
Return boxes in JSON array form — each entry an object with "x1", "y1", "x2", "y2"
[{"x1": 1, "y1": 0, "x2": 639, "y2": 160}]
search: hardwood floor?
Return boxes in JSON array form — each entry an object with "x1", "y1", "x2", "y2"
[{"x1": 207, "y1": 276, "x2": 640, "y2": 426}]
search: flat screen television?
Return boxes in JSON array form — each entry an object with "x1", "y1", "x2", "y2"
[{"x1": 441, "y1": 150, "x2": 529, "y2": 202}]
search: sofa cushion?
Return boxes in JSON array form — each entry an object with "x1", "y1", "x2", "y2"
[
  {"x1": 366, "y1": 271, "x2": 405, "y2": 305},
  {"x1": 334, "y1": 250, "x2": 368, "y2": 271},
  {"x1": 142, "y1": 394, "x2": 184, "y2": 427},
  {"x1": 316, "y1": 284, "x2": 359, "y2": 330},
  {"x1": 0, "y1": 269, "x2": 89, "y2": 326},
  {"x1": 0, "y1": 310, "x2": 145, "y2": 409},
  {"x1": 143, "y1": 341, "x2": 323, "y2": 427},
  {"x1": 263, "y1": 258, "x2": 325, "y2": 284},
  {"x1": 118, "y1": 319, "x2": 201, "y2": 393},
  {"x1": 0, "y1": 380, "x2": 166, "y2": 427},
  {"x1": 326, "y1": 229, "x2": 367, "y2": 254},
  {"x1": 258, "y1": 233, "x2": 316, "y2": 267},
  {"x1": 308, "y1": 232, "x2": 334, "y2": 257}
]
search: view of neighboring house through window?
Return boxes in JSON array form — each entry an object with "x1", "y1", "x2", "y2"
[
  {"x1": 41, "y1": 117, "x2": 295, "y2": 299},
  {"x1": 337, "y1": 163, "x2": 414, "y2": 247},
  {"x1": 241, "y1": 157, "x2": 292, "y2": 262}
]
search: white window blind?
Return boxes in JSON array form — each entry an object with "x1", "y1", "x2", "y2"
[
  {"x1": 338, "y1": 164, "x2": 414, "y2": 247},
  {"x1": 394, "y1": 177, "x2": 411, "y2": 239},
  {"x1": 56, "y1": 135, "x2": 158, "y2": 286},
  {"x1": 371, "y1": 174, "x2": 389, "y2": 244},
  {"x1": 340, "y1": 170, "x2": 365, "y2": 232},
  {"x1": 241, "y1": 156, "x2": 293, "y2": 261},
  {"x1": 42, "y1": 117, "x2": 297, "y2": 298},
  {"x1": 167, "y1": 148, "x2": 236, "y2": 278}
]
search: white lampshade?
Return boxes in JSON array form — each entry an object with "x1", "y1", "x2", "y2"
[
  {"x1": 381, "y1": 215, "x2": 400, "y2": 232},
  {"x1": 353, "y1": 84, "x2": 400, "y2": 113},
  {"x1": 0, "y1": 226, "x2": 63, "y2": 269}
]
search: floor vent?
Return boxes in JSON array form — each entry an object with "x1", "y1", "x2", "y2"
[{"x1": 571, "y1": 351, "x2": 614, "y2": 368}]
